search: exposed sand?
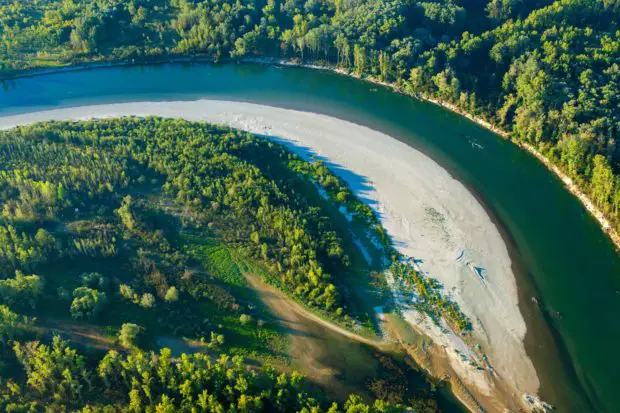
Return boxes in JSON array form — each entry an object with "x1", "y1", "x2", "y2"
[{"x1": 0, "y1": 100, "x2": 540, "y2": 409}]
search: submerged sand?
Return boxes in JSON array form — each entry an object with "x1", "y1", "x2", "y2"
[{"x1": 0, "y1": 100, "x2": 540, "y2": 407}]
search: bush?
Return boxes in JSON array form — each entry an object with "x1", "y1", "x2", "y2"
[
  {"x1": 0, "y1": 271, "x2": 44, "y2": 310},
  {"x1": 140, "y1": 293, "x2": 156, "y2": 308},
  {"x1": 118, "y1": 323, "x2": 144, "y2": 348},
  {"x1": 119, "y1": 284, "x2": 138, "y2": 302},
  {"x1": 239, "y1": 314, "x2": 252, "y2": 325},
  {"x1": 164, "y1": 286, "x2": 179, "y2": 303},
  {"x1": 70, "y1": 287, "x2": 107, "y2": 320}
]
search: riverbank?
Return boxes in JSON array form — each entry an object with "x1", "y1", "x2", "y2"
[
  {"x1": 0, "y1": 101, "x2": 542, "y2": 412},
  {"x1": 250, "y1": 57, "x2": 620, "y2": 253},
  {"x1": 3, "y1": 57, "x2": 617, "y2": 252},
  {"x1": 414, "y1": 93, "x2": 620, "y2": 252}
]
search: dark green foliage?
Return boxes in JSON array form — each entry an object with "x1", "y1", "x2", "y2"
[{"x1": 409, "y1": 0, "x2": 620, "y2": 235}]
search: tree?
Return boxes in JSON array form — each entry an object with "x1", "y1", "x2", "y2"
[
  {"x1": 70, "y1": 287, "x2": 107, "y2": 320},
  {"x1": 155, "y1": 394, "x2": 176, "y2": 413},
  {"x1": 432, "y1": 68, "x2": 460, "y2": 102},
  {"x1": 353, "y1": 44, "x2": 366, "y2": 76},
  {"x1": 334, "y1": 34, "x2": 351, "y2": 67},
  {"x1": 486, "y1": 0, "x2": 521, "y2": 21},
  {"x1": 562, "y1": 136, "x2": 588, "y2": 177},
  {"x1": 613, "y1": 177, "x2": 620, "y2": 218},
  {"x1": 118, "y1": 323, "x2": 145, "y2": 349},
  {"x1": 81, "y1": 272, "x2": 109, "y2": 291},
  {"x1": 13, "y1": 336, "x2": 91, "y2": 402},
  {"x1": 0, "y1": 305, "x2": 30, "y2": 346},
  {"x1": 164, "y1": 286, "x2": 179, "y2": 303},
  {"x1": 119, "y1": 284, "x2": 137, "y2": 302},
  {"x1": 116, "y1": 196, "x2": 137, "y2": 231},
  {"x1": 140, "y1": 293, "x2": 156, "y2": 308},
  {"x1": 379, "y1": 51, "x2": 390, "y2": 82},
  {"x1": 591, "y1": 155, "x2": 614, "y2": 210},
  {"x1": 0, "y1": 271, "x2": 43, "y2": 310}
]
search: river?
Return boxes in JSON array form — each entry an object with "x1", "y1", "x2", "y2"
[{"x1": 1, "y1": 62, "x2": 619, "y2": 412}]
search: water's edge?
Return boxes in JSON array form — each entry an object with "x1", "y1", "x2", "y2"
[
  {"x1": 0, "y1": 62, "x2": 608, "y2": 412},
  {"x1": 4, "y1": 56, "x2": 618, "y2": 252}
]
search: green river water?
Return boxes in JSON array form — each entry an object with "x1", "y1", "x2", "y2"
[{"x1": 1, "y1": 62, "x2": 619, "y2": 412}]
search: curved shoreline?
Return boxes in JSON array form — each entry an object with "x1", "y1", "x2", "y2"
[
  {"x1": 0, "y1": 100, "x2": 542, "y2": 412},
  {"x1": 3, "y1": 58, "x2": 617, "y2": 252},
  {"x1": 268, "y1": 58, "x2": 620, "y2": 253}
]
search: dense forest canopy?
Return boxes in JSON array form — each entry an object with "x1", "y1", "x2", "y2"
[
  {"x1": 0, "y1": 118, "x2": 450, "y2": 412},
  {"x1": 0, "y1": 0, "x2": 618, "y2": 241}
]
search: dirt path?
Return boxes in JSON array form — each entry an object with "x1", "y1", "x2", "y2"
[
  {"x1": 37, "y1": 319, "x2": 117, "y2": 351},
  {"x1": 245, "y1": 273, "x2": 384, "y2": 348},
  {"x1": 244, "y1": 273, "x2": 393, "y2": 401}
]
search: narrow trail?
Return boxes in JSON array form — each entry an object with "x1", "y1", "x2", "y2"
[{"x1": 245, "y1": 273, "x2": 386, "y2": 350}]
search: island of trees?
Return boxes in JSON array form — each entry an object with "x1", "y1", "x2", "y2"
[
  {"x1": 0, "y1": 0, "x2": 618, "y2": 244},
  {"x1": 0, "y1": 118, "x2": 456, "y2": 411}
]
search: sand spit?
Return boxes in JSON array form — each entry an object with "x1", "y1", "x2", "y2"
[{"x1": 0, "y1": 100, "x2": 541, "y2": 411}]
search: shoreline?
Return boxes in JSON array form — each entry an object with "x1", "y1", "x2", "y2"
[
  {"x1": 262, "y1": 57, "x2": 620, "y2": 253},
  {"x1": 2, "y1": 57, "x2": 618, "y2": 252},
  {"x1": 0, "y1": 101, "x2": 542, "y2": 412}
]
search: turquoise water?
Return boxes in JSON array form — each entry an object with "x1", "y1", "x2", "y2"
[{"x1": 1, "y1": 62, "x2": 619, "y2": 412}]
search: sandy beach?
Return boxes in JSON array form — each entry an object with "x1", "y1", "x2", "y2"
[{"x1": 0, "y1": 100, "x2": 541, "y2": 410}]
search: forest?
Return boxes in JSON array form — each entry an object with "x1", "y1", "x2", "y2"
[
  {"x1": 0, "y1": 0, "x2": 618, "y2": 238},
  {"x1": 0, "y1": 118, "x2": 453, "y2": 411}
]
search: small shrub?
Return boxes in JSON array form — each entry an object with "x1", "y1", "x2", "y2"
[
  {"x1": 118, "y1": 323, "x2": 144, "y2": 348},
  {"x1": 164, "y1": 286, "x2": 179, "y2": 303},
  {"x1": 239, "y1": 314, "x2": 252, "y2": 325},
  {"x1": 140, "y1": 293, "x2": 156, "y2": 308}
]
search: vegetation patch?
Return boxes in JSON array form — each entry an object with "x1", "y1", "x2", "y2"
[
  {"x1": 391, "y1": 262, "x2": 471, "y2": 333},
  {"x1": 0, "y1": 118, "x2": 439, "y2": 411}
]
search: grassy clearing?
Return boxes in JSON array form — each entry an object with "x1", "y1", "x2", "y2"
[
  {"x1": 182, "y1": 233, "x2": 246, "y2": 287},
  {"x1": 181, "y1": 231, "x2": 288, "y2": 362}
]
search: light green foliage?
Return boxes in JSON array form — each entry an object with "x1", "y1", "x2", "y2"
[
  {"x1": 591, "y1": 155, "x2": 614, "y2": 211},
  {"x1": 115, "y1": 196, "x2": 138, "y2": 231},
  {"x1": 0, "y1": 305, "x2": 31, "y2": 346},
  {"x1": 0, "y1": 226, "x2": 56, "y2": 275},
  {"x1": 118, "y1": 323, "x2": 144, "y2": 349},
  {"x1": 164, "y1": 286, "x2": 179, "y2": 302},
  {"x1": 119, "y1": 284, "x2": 138, "y2": 302},
  {"x1": 0, "y1": 270, "x2": 43, "y2": 310},
  {"x1": 187, "y1": 239, "x2": 245, "y2": 287},
  {"x1": 239, "y1": 314, "x2": 252, "y2": 325},
  {"x1": 139, "y1": 293, "x2": 156, "y2": 308},
  {"x1": 288, "y1": 159, "x2": 392, "y2": 252},
  {"x1": 208, "y1": 331, "x2": 225, "y2": 348},
  {"x1": 13, "y1": 336, "x2": 90, "y2": 402}
]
